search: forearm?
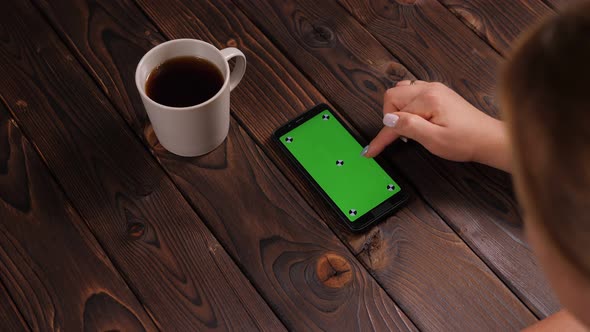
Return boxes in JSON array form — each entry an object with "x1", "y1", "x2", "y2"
[
  {"x1": 473, "y1": 118, "x2": 512, "y2": 173},
  {"x1": 523, "y1": 310, "x2": 588, "y2": 332}
]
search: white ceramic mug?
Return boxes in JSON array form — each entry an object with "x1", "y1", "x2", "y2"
[{"x1": 135, "y1": 39, "x2": 246, "y2": 156}]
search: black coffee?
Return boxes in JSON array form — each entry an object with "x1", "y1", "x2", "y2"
[{"x1": 146, "y1": 56, "x2": 224, "y2": 107}]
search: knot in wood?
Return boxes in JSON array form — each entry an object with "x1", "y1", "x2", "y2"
[
  {"x1": 313, "y1": 25, "x2": 334, "y2": 43},
  {"x1": 316, "y1": 253, "x2": 352, "y2": 288},
  {"x1": 385, "y1": 62, "x2": 409, "y2": 82},
  {"x1": 312, "y1": 25, "x2": 333, "y2": 42},
  {"x1": 302, "y1": 23, "x2": 335, "y2": 48},
  {"x1": 127, "y1": 222, "x2": 145, "y2": 239}
]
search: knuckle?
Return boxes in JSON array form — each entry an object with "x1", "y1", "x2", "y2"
[
  {"x1": 422, "y1": 89, "x2": 440, "y2": 103},
  {"x1": 384, "y1": 88, "x2": 396, "y2": 100},
  {"x1": 430, "y1": 82, "x2": 447, "y2": 90},
  {"x1": 402, "y1": 115, "x2": 418, "y2": 130},
  {"x1": 422, "y1": 88, "x2": 444, "y2": 110}
]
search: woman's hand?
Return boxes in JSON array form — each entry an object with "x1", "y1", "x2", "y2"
[{"x1": 363, "y1": 80, "x2": 511, "y2": 172}]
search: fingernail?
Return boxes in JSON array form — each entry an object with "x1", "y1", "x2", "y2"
[
  {"x1": 383, "y1": 113, "x2": 399, "y2": 127},
  {"x1": 360, "y1": 145, "x2": 369, "y2": 157}
]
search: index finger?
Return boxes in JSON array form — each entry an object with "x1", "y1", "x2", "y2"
[{"x1": 364, "y1": 127, "x2": 400, "y2": 158}]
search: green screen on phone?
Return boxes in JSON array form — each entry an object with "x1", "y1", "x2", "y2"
[{"x1": 280, "y1": 109, "x2": 401, "y2": 222}]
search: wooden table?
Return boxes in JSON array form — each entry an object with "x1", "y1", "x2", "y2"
[{"x1": 0, "y1": 0, "x2": 573, "y2": 330}]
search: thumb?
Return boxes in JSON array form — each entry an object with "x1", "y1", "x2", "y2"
[{"x1": 383, "y1": 112, "x2": 441, "y2": 146}]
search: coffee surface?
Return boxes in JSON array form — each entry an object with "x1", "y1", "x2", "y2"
[{"x1": 146, "y1": 56, "x2": 224, "y2": 107}]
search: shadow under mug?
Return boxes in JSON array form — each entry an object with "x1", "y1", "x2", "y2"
[{"x1": 135, "y1": 39, "x2": 246, "y2": 157}]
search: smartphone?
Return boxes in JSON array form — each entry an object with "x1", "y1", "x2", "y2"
[{"x1": 274, "y1": 104, "x2": 409, "y2": 231}]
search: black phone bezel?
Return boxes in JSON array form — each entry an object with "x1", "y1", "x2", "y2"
[{"x1": 273, "y1": 103, "x2": 409, "y2": 232}]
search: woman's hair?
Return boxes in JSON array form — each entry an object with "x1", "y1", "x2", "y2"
[{"x1": 501, "y1": 2, "x2": 590, "y2": 277}]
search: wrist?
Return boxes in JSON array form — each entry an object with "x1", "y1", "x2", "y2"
[{"x1": 473, "y1": 118, "x2": 512, "y2": 172}]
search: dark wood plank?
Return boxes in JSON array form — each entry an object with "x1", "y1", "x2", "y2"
[
  {"x1": 0, "y1": 110, "x2": 157, "y2": 331},
  {"x1": 543, "y1": 0, "x2": 585, "y2": 10},
  {"x1": 236, "y1": 0, "x2": 560, "y2": 318},
  {"x1": 438, "y1": 0, "x2": 553, "y2": 56},
  {"x1": 0, "y1": 1, "x2": 284, "y2": 330},
  {"x1": 40, "y1": 0, "x2": 539, "y2": 330},
  {"x1": 0, "y1": 281, "x2": 29, "y2": 331},
  {"x1": 140, "y1": 0, "x2": 540, "y2": 327},
  {"x1": 338, "y1": 0, "x2": 502, "y2": 116},
  {"x1": 158, "y1": 119, "x2": 419, "y2": 331},
  {"x1": 19, "y1": 0, "x2": 418, "y2": 330}
]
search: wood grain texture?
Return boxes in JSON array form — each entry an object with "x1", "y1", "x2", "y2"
[
  {"x1": 0, "y1": 280, "x2": 29, "y2": 332},
  {"x1": 45, "y1": 0, "x2": 540, "y2": 329},
  {"x1": 32, "y1": 0, "x2": 418, "y2": 330},
  {"x1": 338, "y1": 0, "x2": 502, "y2": 117},
  {"x1": 543, "y1": 0, "x2": 586, "y2": 10},
  {"x1": 438, "y1": 0, "x2": 553, "y2": 56},
  {"x1": 236, "y1": 0, "x2": 559, "y2": 318},
  {"x1": 0, "y1": 1, "x2": 284, "y2": 330},
  {"x1": 157, "y1": 118, "x2": 418, "y2": 331},
  {"x1": 0, "y1": 112, "x2": 156, "y2": 331}
]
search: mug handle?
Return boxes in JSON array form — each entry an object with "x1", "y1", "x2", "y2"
[{"x1": 220, "y1": 48, "x2": 246, "y2": 91}]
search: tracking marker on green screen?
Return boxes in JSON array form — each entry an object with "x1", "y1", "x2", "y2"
[{"x1": 280, "y1": 109, "x2": 400, "y2": 221}]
